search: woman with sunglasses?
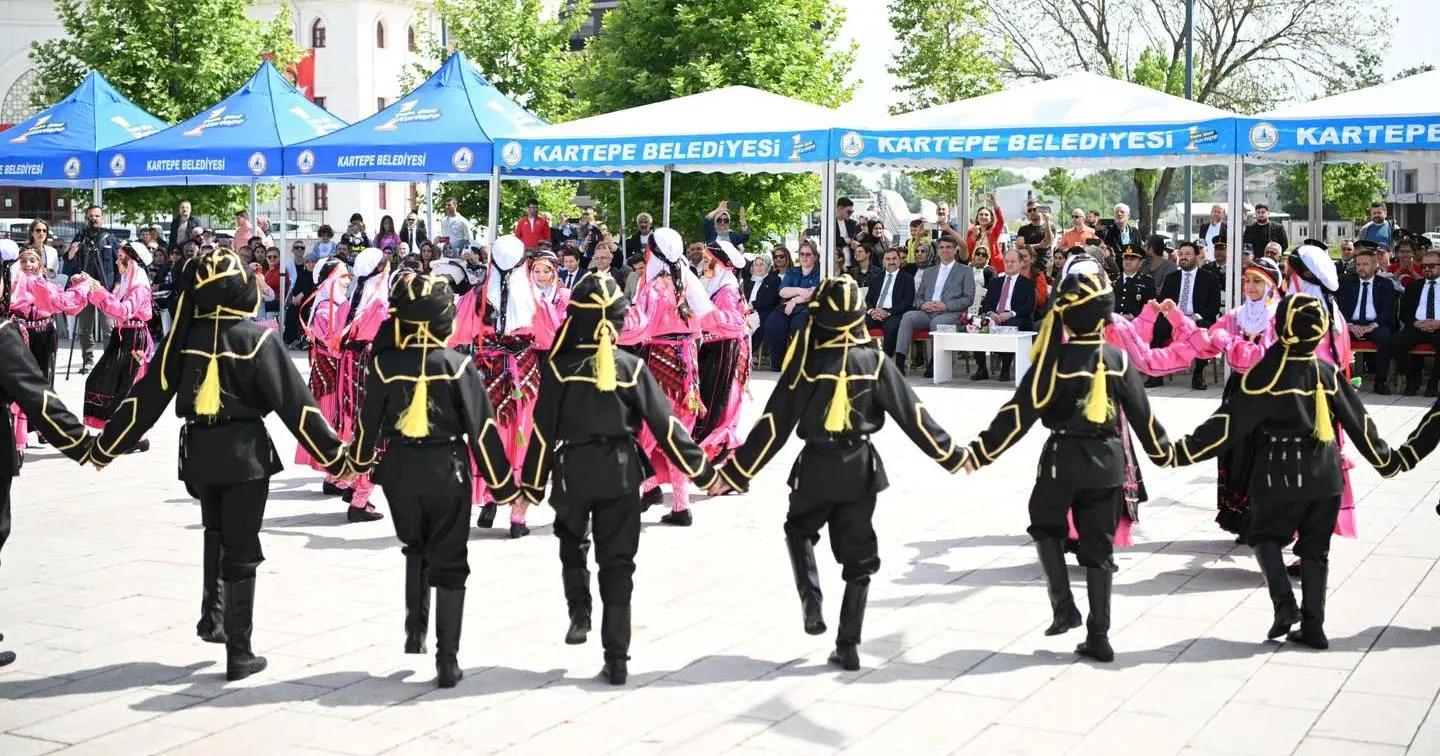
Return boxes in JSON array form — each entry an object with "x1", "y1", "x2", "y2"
[{"x1": 761, "y1": 241, "x2": 820, "y2": 372}]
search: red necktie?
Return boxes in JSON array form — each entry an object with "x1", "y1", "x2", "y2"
[{"x1": 998, "y1": 276, "x2": 1013, "y2": 311}]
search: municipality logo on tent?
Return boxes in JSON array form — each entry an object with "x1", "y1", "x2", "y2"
[
  {"x1": 452, "y1": 147, "x2": 475, "y2": 172},
  {"x1": 9, "y1": 115, "x2": 66, "y2": 143},
  {"x1": 183, "y1": 107, "x2": 246, "y2": 137},
  {"x1": 1184, "y1": 126, "x2": 1220, "y2": 152},
  {"x1": 110, "y1": 116, "x2": 158, "y2": 140},
  {"x1": 375, "y1": 100, "x2": 442, "y2": 132},
  {"x1": 501, "y1": 142, "x2": 522, "y2": 167},
  {"x1": 296, "y1": 149, "x2": 315, "y2": 174},
  {"x1": 109, "y1": 153, "x2": 127, "y2": 176},
  {"x1": 63, "y1": 157, "x2": 82, "y2": 179},
  {"x1": 1248, "y1": 122, "x2": 1279, "y2": 151},
  {"x1": 788, "y1": 134, "x2": 817, "y2": 161},
  {"x1": 839, "y1": 131, "x2": 864, "y2": 158},
  {"x1": 248, "y1": 152, "x2": 268, "y2": 175}
]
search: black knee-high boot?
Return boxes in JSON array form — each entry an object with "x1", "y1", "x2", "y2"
[
  {"x1": 827, "y1": 579, "x2": 868, "y2": 671},
  {"x1": 600, "y1": 604, "x2": 631, "y2": 685},
  {"x1": 784, "y1": 533, "x2": 826, "y2": 636},
  {"x1": 562, "y1": 549, "x2": 592, "y2": 645},
  {"x1": 224, "y1": 578, "x2": 268, "y2": 681},
  {"x1": 434, "y1": 587, "x2": 465, "y2": 688},
  {"x1": 476, "y1": 505, "x2": 496, "y2": 529},
  {"x1": 404, "y1": 555, "x2": 430, "y2": 654},
  {"x1": 197, "y1": 532, "x2": 226, "y2": 643},
  {"x1": 1254, "y1": 542, "x2": 1300, "y2": 640},
  {"x1": 1288, "y1": 560, "x2": 1329, "y2": 650},
  {"x1": 1075, "y1": 567, "x2": 1114, "y2": 663},
  {"x1": 1035, "y1": 538, "x2": 1082, "y2": 636}
]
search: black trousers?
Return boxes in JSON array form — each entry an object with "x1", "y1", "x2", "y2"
[
  {"x1": 1392, "y1": 326, "x2": 1440, "y2": 381},
  {"x1": 1352, "y1": 324, "x2": 1394, "y2": 380},
  {"x1": 784, "y1": 493, "x2": 880, "y2": 582},
  {"x1": 385, "y1": 485, "x2": 471, "y2": 590},
  {"x1": 1248, "y1": 495, "x2": 1340, "y2": 563},
  {"x1": 191, "y1": 478, "x2": 269, "y2": 582},
  {"x1": 865, "y1": 314, "x2": 902, "y2": 356},
  {"x1": 0, "y1": 476, "x2": 11, "y2": 565},
  {"x1": 1028, "y1": 480, "x2": 1121, "y2": 570},
  {"x1": 554, "y1": 493, "x2": 641, "y2": 608}
]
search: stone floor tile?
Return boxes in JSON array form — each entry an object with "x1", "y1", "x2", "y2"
[{"x1": 1311, "y1": 691, "x2": 1429, "y2": 747}]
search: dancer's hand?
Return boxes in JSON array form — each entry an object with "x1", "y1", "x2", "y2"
[
  {"x1": 959, "y1": 450, "x2": 977, "y2": 474},
  {"x1": 707, "y1": 479, "x2": 730, "y2": 497}
]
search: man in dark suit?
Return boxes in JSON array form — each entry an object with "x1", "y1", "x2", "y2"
[
  {"x1": 556, "y1": 248, "x2": 585, "y2": 289},
  {"x1": 864, "y1": 248, "x2": 915, "y2": 357},
  {"x1": 1336, "y1": 246, "x2": 1399, "y2": 393},
  {"x1": 1153, "y1": 240, "x2": 1221, "y2": 390},
  {"x1": 1097, "y1": 203, "x2": 1142, "y2": 253},
  {"x1": 973, "y1": 249, "x2": 1036, "y2": 382},
  {"x1": 833, "y1": 198, "x2": 861, "y2": 267},
  {"x1": 1391, "y1": 250, "x2": 1440, "y2": 396},
  {"x1": 624, "y1": 213, "x2": 655, "y2": 259},
  {"x1": 1114, "y1": 246, "x2": 1155, "y2": 319},
  {"x1": 400, "y1": 211, "x2": 429, "y2": 249}
]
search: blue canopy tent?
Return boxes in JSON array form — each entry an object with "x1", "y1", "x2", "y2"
[
  {"x1": 98, "y1": 61, "x2": 346, "y2": 187},
  {"x1": 1237, "y1": 69, "x2": 1440, "y2": 242},
  {"x1": 286, "y1": 51, "x2": 613, "y2": 244},
  {"x1": 0, "y1": 71, "x2": 165, "y2": 193}
]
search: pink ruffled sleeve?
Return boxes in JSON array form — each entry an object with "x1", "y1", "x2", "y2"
[
  {"x1": 700, "y1": 285, "x2": 749, "y2": 339},
  {"x1": 1220, "y1": 318, "x2": 1271, "y2": 374},
  {"x1": 89, "y1": 285, "x2": 152, "y2": 322},
  {"x1": 1166, "y1": 309, "x2": 1227, "y2": 360},
  {"x1": 530, "y1": 289, "x2": 570, "y2": 351},
  {"x1": 308, "y1": 290, "x2": 350, "y2": 354},
  {"x1": 1106, "y1": 316, "x2": 1197, "y2": 376},
  {"x1": 617, "y1": 292, "x2": 652, "y2": 346},
  {"x1": 447, "y1": 289, "x2": 481, "y2": 348},
  {"x1": 43, "y1": 279, "x2": 90, "y2": 316},
  {"x1": 347, "y1": 296, "x2": 389, "y2": 343}
]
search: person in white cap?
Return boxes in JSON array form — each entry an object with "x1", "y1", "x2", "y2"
[{"x1": 81, "y1": 240, "x2": 155, "y2": 452}]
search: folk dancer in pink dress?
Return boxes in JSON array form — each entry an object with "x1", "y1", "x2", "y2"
[
  {"x1": 634, "y1": 228, "x2": 721, "y2": 526},
  {"x1": 82, "y1": 241, "x2": 154, "y2": 452},
  {"x1": 8, "y1": 244, "x2": 88, "y2": 450},
  {"x1": 450, "y1": 236, "x2": 542, "y2": 538},
  {"x1": 531, "y1": 246, "x2": 649, "y2": 353},
  {"x1": 692, "y1": 240, "x2": 752, "y2": 462},
  {"x1": 298, "y1": 257, "x2": 358, "y2": 512},
  {"x1": 334, "y1": 248, "x2": 390, "y2": 522}
]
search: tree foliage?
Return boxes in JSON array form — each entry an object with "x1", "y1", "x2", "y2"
[
  {"x1": 971, "y1": 0, "x2": 1382, "y2": 234},
  {"x1": 1031, "y1": 168, "x2": 1082, "y2": 213},
  {"x1": 577, "y1": 0, "x2": 856, "y2": 243},
  {"x1": 30, "y1": 0, "x2": 301, "y2": 222}
]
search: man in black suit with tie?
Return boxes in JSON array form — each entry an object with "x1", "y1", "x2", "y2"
[
  {"x1": 1391, "y1": 250, "x2": 1440, "y2": 396},
  {"x1": 864, "y1": 248, "x2": 915, "y2": 358},
  {"x1": 1153, "y1": 240, "x2": 1221, "y2": 390},
  {"x1": 557, "y1": 247, "x2": 585, "y2": 288},
  {"x1": 1336, "y1": 246, "x2": 1398, "y2": 394},
  {"x1": 624, "y1": 213, "x2": 654, "y2": 259},
  {"x1": 973, "y1": 249, "x2": 1037, "y2": 382}
]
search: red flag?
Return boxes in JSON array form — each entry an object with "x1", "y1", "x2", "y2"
[{"x1": 290, "y1": 50, "x2": 316, "y2": 100}]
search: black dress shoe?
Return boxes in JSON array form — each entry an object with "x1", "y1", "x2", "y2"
[
  {"x1": 970, "y1": 368, "x2": 989, "y2": 381},
  {"x1": 79, "y1": 360, "x2": 93, "y2": 375},
  {"x1": 640, "y1": 488, "x2": 664, "y2": 513},
  {"x1": 893, "y1": 358, "x2": 907, "y2": 377},
  {"x1": 827, "y1": 645, "x2": 861, "y2": 671},
  {"x1": 126, "y1": 438, "x2": 151, "y2": 454},
  {"x1": 1405, "y1": 379, "x2": 1420, "y2": 397},
  {"x1": 347, "y1": 504, "x2": 384, "y2": 522},
  {"x1": 1191, "y1": 373, "x2": 1208, "y2": 391},
  {"x1": 997, "y1": 368, "x2": 1011, "y2": 383},
  {"x1": 602, "y1": 658, "x2": 628, "y2": 685},
  {"x1": 1375, "y1": 381, "x2": 1392, "y2": 395},
  {"x1": 1143, "y1": 377, "x2": 1163, "y2": 388},
  {"x1": 1427, "y1": 383, "x2": 1438, "y2": 398},
  {"x1": 659, "y1": 509, "x2": 692, "y2": 527},
  {"x1": 509, "y1": 523, "x2": 530, "y2": 539},
  {"x1": 923, "y1": 363, "x2": 934, "y2": 379},
  {"x1": 341, "y1": 488, "x2": 353, "y2": 504},
  {"x1": 475, "y1": 505, "x2": 496, "y2": 528}
]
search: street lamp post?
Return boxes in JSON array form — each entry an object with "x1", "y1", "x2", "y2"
[{"x1": 1183, "y1": 0, "x2": 1194, "y2": 243}]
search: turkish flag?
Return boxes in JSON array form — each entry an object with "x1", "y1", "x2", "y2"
[{"x1": 290, "y1": 50, "x2": 316, "y2": 100}]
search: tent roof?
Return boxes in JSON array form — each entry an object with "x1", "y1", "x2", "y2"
[
  {"x1": 840, "y1": 72, "x2": 1237, "y2": 170},
  {"x1": 0, "y1": 71, "x2": 166, "y2": 186},
  {"x1": 1240, "y1": 70, "x2": 1440, "y2": 163},
  {"x1": 288, "y1": 51, "x2": 562, "y2": 181},
  {"x1": 101, "y1": 62, "x2": 347, "y2": 184},
  {"x1": 502, "y1": 86, "x2": 838, "y2": 174}
]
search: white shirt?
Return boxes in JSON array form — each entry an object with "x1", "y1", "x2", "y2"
[
  {"x1": 440, "y1": 213, "x2": 472, "y2": 253},
  {"x1": 1352, "y1": 276, "x2": 1376, "y2": 322},
  {"x1": 931, "y1": 261, "x2": 954, "y2": 303},
  {"x1": 877, "y1": 270, "x2": 896, "y2": 309},
  {"x1": 1202, "y1": 221, "x2": 1223, "y2": 250}
]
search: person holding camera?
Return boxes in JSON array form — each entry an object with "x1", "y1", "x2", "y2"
[{"x1": 62, "y1": 204, "x2": 118, "y2": 373}]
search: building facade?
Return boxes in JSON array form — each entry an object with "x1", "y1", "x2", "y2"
[
  {"x1": 1385, "y1": 162, "x2": 1440, "y2": 234},
  {"x1": 0, "y1": 1, "x2": 441, "y2": 230}
]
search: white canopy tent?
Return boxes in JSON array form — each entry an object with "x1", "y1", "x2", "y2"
[
  {"x1": 502, "y1": 86, "x2": 839, "y2": 242},
  {"x1": 1239, "y1": 69, "x2": 1440, "y2": 235},
  {"x1": 834, "y1": 72, "x2": 1244, "y2": 298}
]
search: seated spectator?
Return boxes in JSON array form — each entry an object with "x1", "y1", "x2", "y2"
[
  {"x1": 864, "y1": 248, "x2": 915, "y2": 357},
  {"x1": 761, "y1": 241, "x2": 818, "y2": 370},
  {"x1": 1338, "y1": 246, "x2": 1398, "y2": 394},
  {"x1": 624, "y1": 253, "x2": 647, "y2": 302},
  {"x1": 589, "y1": 239, "x2": 627, "y2": 288},
  {"x1": 1392, "y1": 250, "x2": 1440, "y2": 396},
  {"x1": 973, "y1": 249, "x2": 1037, "y2": 382},
  {"x1": 1019, "y1": 247, "x2": 1049, "y2": 312},
  {"x1": 854, "y1": 219, "x2": 889, "y2": 268},
  {"x1": 1391, "y1": 239, "x2": 1422, "y2": 289},
  {"x1": 902, "y1": 242, "x2": 932, "y2": 277},
  {"x1": 744, "y1": 254, "x2": 776, "y2": 350},
  {"x1": 846, "y1": 242, "x2": 881, "y2": 288},
  {"x1": 895, "y1": 237, "x2": 975, "y2": 376}
]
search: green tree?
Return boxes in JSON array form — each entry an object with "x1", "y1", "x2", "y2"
[
  {"x1": 886, "y1": 0, "x2": 1001, "y2": 220},
  {"x1": 877, "y1": 171, "x2": 919, "y2": 211},
  {"x1": 411, "y1": 0, "x2": 589, "y2": 234},
  {"x1": 30, "y1": 0, "x2": 301, "y2": 223},
  {"x1": 835, "y1": 172, "x2": 869, "y2": 198},
  {"x1": 578, "y1": 0, "x2": 855, "y2": 243},
  {"x1": 972, "y1": 0, "x2": 1380, "y2": 233},
  {"x1": 1031, "y1": 168, "x2": 1082, "y2": 212}
]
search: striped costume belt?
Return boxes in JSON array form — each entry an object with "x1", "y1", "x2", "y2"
[{"x1": 20, "y1": 317, "x2": 53, "y2": 330}]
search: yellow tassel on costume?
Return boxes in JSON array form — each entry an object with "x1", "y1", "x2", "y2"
[
  {"x1": 1313, "y1": 376, "x2": 1335, "y2": 443},
  {"x1": 397, "y1": 378, "x2": 430, "y2": 438},
  {"x1": 1083, "y1": 353, "x2": 1109, "y2": 423},
  {"x1": 1031, "y1": 312, "x2": 1054, "y2": 362},
  {"x1": 595, "y1": 325, "x2": 618, "y2": 391},
  {"x1": 195, "y1": 356, "x2": 222, "y2": 416},
  {"x1": 824, "y1": 375, "x2": 852, "y2": 432},
  {"x1": 780, "y1": 328, "x2": 800, "y2": 372}
]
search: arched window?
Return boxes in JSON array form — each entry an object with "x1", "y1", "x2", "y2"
[
  {"x1": 376, "y1": 21, "x2": 387, "y2": 49},
  {"x1": 310, "y1": 19, "x2": 327, "y2": 48},
  {"x1": 407, "y1": 25, "x2": 418, "y2": 52},
  {"x1": 0, "y1": 70, "x2": 41, "y2": 126}
]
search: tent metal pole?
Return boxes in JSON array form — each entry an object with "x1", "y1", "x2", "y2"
[
  {"x1": 487, "y1": 165, "x2": 500, "y2": 246},
  {"x1": 248, "y1": 179, "x2": 258, "y2": 244},
  {"x1": 425, "y1": 175, "x2": 434, "y2": 241},
  {"x1": 662, "y1": 166, "x2": 673, "y2": 228},
  {"x1": 92, "y1": 179, "x2": 102, "y2": 207},
  {"x1": 820, "y1": 160, "x2": 836, "y2": 277},
  {"x1": 619, "y1": 175, "x2": 627, "y2": 247},
  {"x1": 1307, "y1": 153, "x2": 1324, "y2": 241},
  {"x1": 958, "y1": 161, "x2": 972, "y2": 244},
  {"x1": 1223, "y1": 155, "x2": 1245, "y2": 381},
  {"x1": 277, "y1": 180, "x2": 287, "y2": 328}
]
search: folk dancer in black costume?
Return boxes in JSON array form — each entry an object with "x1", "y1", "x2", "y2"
[
  {"x1": 1164, "y1": 294, "x2": 1407, "y2": 649},
  {"x1": 345, "y1": 269, "x2": 522, "y2": 688},
  {"x1": 90, "y1": 248, "x2": 349, "y2": 681},
  {"x1": 520, "y1": 270, "x2": 721, "y2": 686},
  {"x1": 960, "y1": 270, "x2": 1176, "y2": 663},
  {"x1": 709, "y1": 275, "x2": 966, "y2": 671},
  {"x1": 0, "y1": 241, "x2": 97, "y2": 668}
]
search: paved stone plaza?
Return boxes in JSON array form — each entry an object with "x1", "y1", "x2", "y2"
[{"x1": 4, "y1": 363, "x2": 1440, "y2": 755}]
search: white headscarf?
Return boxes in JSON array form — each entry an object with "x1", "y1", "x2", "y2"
[
  {"x1": 703, "y1": 239, "x2": 743, "y2": 297},
  {"x1": 310, "y1": 259, "x2": 349, "y2": 324},
  {"x1": 647, "y1": 227, "x2": 714, "y2": 316},
  {"x1": 485, "y1": 235, "x2": 537, "y2": 335},
  {"x1": 115, "y1": 242, "x2": 151, "y2": 300},
  {"x1": 1234, "y1": 260, "x2": 1279, "y2": 337}
]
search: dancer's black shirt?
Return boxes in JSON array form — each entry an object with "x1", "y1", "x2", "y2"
[
  {"x1": 90, "y1": 322, "x2": 346, "y2": 482},
  {"x1": 0, "y1": 320, "x2": 93, "y2": 476}
]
